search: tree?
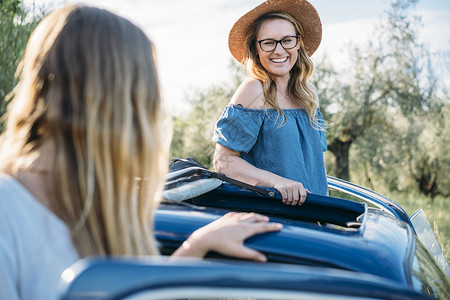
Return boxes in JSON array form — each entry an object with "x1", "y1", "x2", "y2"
[
  {"x1": 357, "y1": 0, "x2": 449, "y2": 198},
  {"x1": 169, "y1": 61, "x2": 245, "y2": 168},
  {"x1": 0, "y1": 0, "x2": 43, "y2": 131},
  {"x1": 314, "y1": 0, "x2": 447, "y2": 196},
  {"x1": 384, "y1": 96, "x2": 449, "y2": 198}
]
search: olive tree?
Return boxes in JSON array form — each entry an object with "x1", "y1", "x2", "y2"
[{"x1": 314, "y1": 0, "x2": 448, "y2": 199}]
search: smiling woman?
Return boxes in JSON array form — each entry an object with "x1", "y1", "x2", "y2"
[{"x1": 212, "y1": 0, "x2": 328, "y2": 207}]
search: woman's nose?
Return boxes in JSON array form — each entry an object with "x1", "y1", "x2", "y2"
[{"x1": 273, "y1": 42, "x2": 286, "y2": 54}]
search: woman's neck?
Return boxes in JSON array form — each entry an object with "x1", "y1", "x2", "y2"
[
  {"x1": 274, "y1": 78, "x2": 304, "y2": 109},
  {"x1": 16, "y1": 169, "x2": 54, "y2": 212},
  {"x1": 14, "y1": 140, "x2": 57, "y2": 214},
  {"x1": 274, "y1": 77, "x2": 289, "y2": 94}
]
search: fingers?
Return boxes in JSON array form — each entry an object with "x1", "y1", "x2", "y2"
[
  {"x1": 219, "y1": 212, "x2": 278, "y2": 224},
  {"x1": 220, "y1": 212, "x2": 283, "y2": 236},
  {"x1": 286, "y1": 187, "x2": 295, "y2": 206},
  {"x1": 298, "y1": 187, "x2": 307, "y2": 205},
  {"x1": 291, "y1": 187, "x2": 300, "y2": 206},
  {"x1": 232, "y1": 245, "x2": 268, "y2": 262},
  {"x1": 274, "y1": 182, "x2": 308, "y2": 206},
  {"x1": 218, "y1": 213, "x2": 282, "y2": 262},
  {"x1": 249, "y1": 221, "x2": 283, "y2": 234},
  {"x1": 194, "y1": 212, "x2": 282, "y2": 260},
  {"x1": 223, "y1": 212, "x2": 282, "y2": 231},
  {"x1": 279, "y1": 188, "x2": 288, "y2": 204},
  {"x1": 233, "y1": 212, "x2": 270, "y2": 222}
]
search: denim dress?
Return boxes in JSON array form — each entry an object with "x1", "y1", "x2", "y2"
[{"x1": 213, "y1": 104, "x2": 328, "y2": 196}]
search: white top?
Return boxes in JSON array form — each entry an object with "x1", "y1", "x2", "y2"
[{"x1": 0, "y1": 173, "x2": 79, "y2": 300}]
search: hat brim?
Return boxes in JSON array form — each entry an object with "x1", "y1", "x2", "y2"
[{"x1": 229, "y1": 0, "x2": 322, "y2": 64}]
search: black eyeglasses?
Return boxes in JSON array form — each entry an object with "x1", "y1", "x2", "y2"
[{"x1": 257, "y1": 35, "x2": 300, "y2": 52}]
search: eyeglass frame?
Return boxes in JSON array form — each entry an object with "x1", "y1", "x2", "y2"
[{"x1": 257, "y1": 35, "x2": 301, "y2": 52}]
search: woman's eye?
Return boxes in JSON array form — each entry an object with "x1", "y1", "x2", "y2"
[{"x1": 263, "y1": 40, "x2": 275, "y2": 46}]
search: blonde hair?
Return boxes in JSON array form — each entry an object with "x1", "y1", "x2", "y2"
[
  {"x1": 245, "y1": 12, "x2": 319, "y2": 127},
  {"x1": 0, "y1": 5, "x2": 168, "y2": 257}
]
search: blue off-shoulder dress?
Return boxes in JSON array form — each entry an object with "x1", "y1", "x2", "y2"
[{"x1": 212, "y1": 104, "x2": 328, "y2": 196}]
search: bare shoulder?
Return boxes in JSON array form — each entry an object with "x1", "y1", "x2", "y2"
[
  {"x1": 230, "y1": 77, "x2": 265, "y2": 109},
  {"x1": 307, "y1": 82, "x2": 320, "y2": 106}
]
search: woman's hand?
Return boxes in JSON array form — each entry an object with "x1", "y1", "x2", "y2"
[
  {"x1": 171, "y1": 212, "x2": 282, "y2": 262},
  {"x1": 213, "y1": 145, "x2": 310, "y2": 206},
  {"x1": 273, "y1": 178, "x2": 310, "y2": 206}
]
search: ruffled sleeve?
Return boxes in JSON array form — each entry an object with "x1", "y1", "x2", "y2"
[
  {"x1": 316, "y1": 108, "x2": 328, "y2": 152},
  {"x1": 212, "y1": 104, "x2": 265, "y2": 153}
]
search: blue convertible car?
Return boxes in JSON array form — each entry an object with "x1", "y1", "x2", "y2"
[{"x1": 59, "y1": 159, "x2": 449, "y2": 299}]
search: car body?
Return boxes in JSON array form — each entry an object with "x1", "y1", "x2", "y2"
[{"x1": 59, "y1": 168, "x2": 450, "y2": 299}]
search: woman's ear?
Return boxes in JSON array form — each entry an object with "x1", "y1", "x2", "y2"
[{"x1": 296, "y1": 35, "x2": 302, "y2": 51}]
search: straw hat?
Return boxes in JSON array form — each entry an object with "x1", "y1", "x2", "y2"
[{"x1": 228, "y1": 0, "x2": 322, "y2": 64}]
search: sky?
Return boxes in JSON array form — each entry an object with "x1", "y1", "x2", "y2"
[{"x1": 27, "y1": 0, "x2": 450, "y2": 115}]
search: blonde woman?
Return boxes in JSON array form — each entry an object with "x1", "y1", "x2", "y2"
[
  {"x1": 213, "y1": 0, "x2": 327, "y2": 206},
  {"x1": 0, "y1": 5, "x2": 282, "y2": 300}
]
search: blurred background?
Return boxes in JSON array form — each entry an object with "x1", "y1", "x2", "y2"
[{"x1": 1, "y1": 0, "x2": 449, "y2": 259}]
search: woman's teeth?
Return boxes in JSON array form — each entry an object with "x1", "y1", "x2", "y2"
[{"x1": 270, "y1": 57, "x2": 288, "y2": 63}]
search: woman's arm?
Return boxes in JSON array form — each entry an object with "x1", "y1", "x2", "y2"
[
  {"x1": 213, "y1": 144, "x2": 309, "y2": 206},
  {"x1": 171, "y1": 212, "x2": 282, "y2": 262}
]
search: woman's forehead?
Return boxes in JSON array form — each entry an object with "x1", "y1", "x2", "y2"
[{"x1": 257, "y1": 18, "x2": 296, "y2": 40}]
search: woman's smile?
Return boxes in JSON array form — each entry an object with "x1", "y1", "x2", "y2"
[{"x1": 270, "y1": 57, "x2": 289, "y2": 63}]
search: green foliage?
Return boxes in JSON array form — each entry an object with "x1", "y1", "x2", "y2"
[
  {"x1": 169, "y1": 61, "x2": 245, "y2": 168},
  {"x1": 314, "y1": 0, "x2": 449, "y2": 199},
  {"x1": 0, "y1": 0, "x2": 43, "y2": 131}
]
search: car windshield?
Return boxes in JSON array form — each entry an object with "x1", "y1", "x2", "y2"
[
  {"x1": 411, "y1": 209, "x2": 450, "y2": 278},
  {"x1": 410, "y1": 239, "x2": 450, "y2": 298}
]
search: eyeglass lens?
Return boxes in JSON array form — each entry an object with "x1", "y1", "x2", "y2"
[{"x1": 258, "y1": 36, "x2": 299, "y2": 52}]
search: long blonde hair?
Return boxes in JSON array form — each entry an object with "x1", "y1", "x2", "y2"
[
  {"x1": 0, "y1": 5, "x2": 168, "y2": 257},
  {"x1": 245, "y1": 12, "x2": 319, "y2": 126}
]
